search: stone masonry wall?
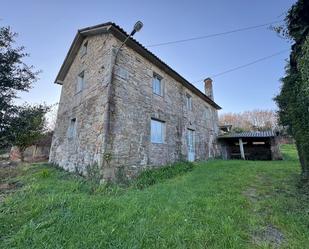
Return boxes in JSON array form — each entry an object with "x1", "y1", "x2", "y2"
[
  {"x1": 108, "y1": 39, "x2": 220, "y2": 177},
  {"x1": 49, "y1": 33, "x2": 114, "y2": 175},
  {"x1": 50, "y1": 33, "x2": 220, "y2": 179}
]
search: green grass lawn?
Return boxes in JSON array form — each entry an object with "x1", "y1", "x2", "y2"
[{"x1": 0, "y1": 145, "x2": 308, "y2": 249}]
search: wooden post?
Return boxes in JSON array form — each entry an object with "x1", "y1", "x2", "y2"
[{"x1": 239, "y1": 138, "x2": 245, "y2": 160}]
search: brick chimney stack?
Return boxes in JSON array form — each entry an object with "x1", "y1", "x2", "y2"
[{"x1": 204, "y1": 78, "x2": 214, "y2": 100}]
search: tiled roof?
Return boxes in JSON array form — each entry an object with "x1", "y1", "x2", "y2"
[{"x1": 218, "y1": 130, "x2": 276, "y2": 139}]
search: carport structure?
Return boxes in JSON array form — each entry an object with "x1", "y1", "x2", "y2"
[{"x1": 218, "y1": 131, "x2": 282, "y2": 160}]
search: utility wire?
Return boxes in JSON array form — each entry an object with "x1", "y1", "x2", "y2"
[
  {"x1": 191, "y1": 49, "x2": 290, "y2": 83},
  {"x1": 146, "y1": 20, "x2": 283, "y2": 48}
]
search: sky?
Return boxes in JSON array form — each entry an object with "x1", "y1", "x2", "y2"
[{"x1": 1, "y1": 0, "x2": 296, "y2": 114}]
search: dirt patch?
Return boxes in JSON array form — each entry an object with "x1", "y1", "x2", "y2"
[
  {"x1": 252, "y1": 225, "x2": 285, "y2": 248},
  {"x1": 244, "y1": 175, "x2": 286, "y2": 248},
  {"x1": 0, "y1": 181, "x2": 22, "y2": 191},
  {"x1": 0, "y1": 160, "x2": 16, "y2": 168},
  {"x1": 0, "y1": 161, "x2": 24, "y2": 203},
  {"x1": 0, "y1": 160, "x2": 19, "y2": 168},
  {"x1": 243, "y1": 187, "x2": 260, "y2": 202},
  {"x1": 0, "y1": 183, "x2": 11, "y2": 191},
  {"x1": 0, "y1": 161, "x2": 20, "y2": 181},
  {"x1": 0, "y1": 181, "x2": 23, "y2": 204}
]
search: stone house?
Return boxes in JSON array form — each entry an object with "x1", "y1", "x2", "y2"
[{"x1": 49, "y1": 22, "x2": 222, "y2": 180}]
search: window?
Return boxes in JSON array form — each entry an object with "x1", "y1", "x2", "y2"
[
  {"x1": 152, "y1": 73, "x2": 163, "y2": 96},
  {"x1": 151, "y1": 119, "x2": 165, "y2": 143},
  {"x1": 68, "y1": 118, "x2": 77, "y2": 138},
  {"x1": 253, "y1": 142, "x2": 265, "y2": 145},
  {"x1": 186, "y1": 94, "x2": 192, "y2": 110},
  {"x1": 76, "y1": 71, "x2": 85, "y2": 93},
  {"x1": 81, "y1": 41, "x2": 88, "y2": 56}
]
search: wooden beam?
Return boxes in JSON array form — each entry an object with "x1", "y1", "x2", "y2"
[{"x1": 239, "y1": 138, "x2": 245, "y2": 160}]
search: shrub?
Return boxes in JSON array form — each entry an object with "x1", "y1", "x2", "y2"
[
  {"x1": 134, "y1": 161, "x2": 194, "y2": 189},
  {"x1": 115, "y1": 166, "x2": 129, "y2": 186},
  {"x1": 85, "y1": 163, "x2": 101, "y2": 184},
  {"x1": 40, "y1": 169, "x2": 51, "y2": 178}
]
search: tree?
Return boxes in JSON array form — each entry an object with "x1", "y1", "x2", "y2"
[
  {"x1": 7, "y1": 104, "x2": 50, "y2": 161},
  {"x1": 274, "y1": 0, "x2": 309, "y2": 180},
  {"x1": 0, "y1": 26, "x2": 39, "y2": 148},
  {"x1": 219, "y1": 109, "x2": 278, "y2": 132}
]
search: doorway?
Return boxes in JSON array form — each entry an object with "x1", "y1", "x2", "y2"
[{"x1": 187, "y1": 129, "x2": 195, "y2": 161}]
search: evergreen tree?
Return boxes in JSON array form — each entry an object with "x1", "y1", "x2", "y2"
[{"x1": 275, "y1": 0, "x2": 309, "y2": 180}]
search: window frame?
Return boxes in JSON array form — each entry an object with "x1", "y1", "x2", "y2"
[
  {"x1": 76, "y1": 71, "x2": 85, "y2": 93},
  {"x1": 152, "y1": 73, "x2": 163, "y2": 96},
  {"x1": 187, "y1": 128, "x2": 195, "y2": 150},
  {"x1": 68, "y1": 118, "x2": 77, "y2": 139},
  {"x1": 150, "y1": 118, "x2": 165, "y2": 144},
  {"x1": 186, "y1": 94, "x2": 192, "y2": 111},
  {"x1": 80, "y1": 41, "x2": 88, "y2": 57}
]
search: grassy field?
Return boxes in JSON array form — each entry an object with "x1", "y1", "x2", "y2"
[{"x1": 0, "y1": 145, "x2": 308, "y2": 249}]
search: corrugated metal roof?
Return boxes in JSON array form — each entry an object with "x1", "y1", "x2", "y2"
[{"x1": 218, "y1": 130, "x2": 276, "y2": 139}]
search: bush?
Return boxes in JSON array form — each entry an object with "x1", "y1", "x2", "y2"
[
  {"x1": 134, "y1": 161, "x2": 194, "y2": 189},
  {"x1": 40, "y1": 169, "x2": 51, "y2": 178}
]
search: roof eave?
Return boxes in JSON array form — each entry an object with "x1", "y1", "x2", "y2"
[
  {"x1": 54, "y1": 22, "x2": 222, "y2": 110},
  {"x1": 218, "y1": 136, "x2": 275, "y2": 139},
  {"x1": 54, "y1": 23, "x2": 112, "y2": 84}
]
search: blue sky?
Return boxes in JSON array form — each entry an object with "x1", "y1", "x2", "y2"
[{"x1": 1, "y1": 0, "x2": 295, "y2": 113}]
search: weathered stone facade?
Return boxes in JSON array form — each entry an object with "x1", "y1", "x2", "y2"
[
  {"x1": 49, "y1": 33, "x2": 115, "y2": 174},
  {"x1": 49, "y1": 23, "x2": 221, "y2": 180}
]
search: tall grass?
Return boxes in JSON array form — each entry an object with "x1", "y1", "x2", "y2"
[
  {"x1": 1, "y1": 145, "x2": 308, "y2": 248},
  {"x1": 134, "y1": 161, "x2": 194, "y2": 189}
]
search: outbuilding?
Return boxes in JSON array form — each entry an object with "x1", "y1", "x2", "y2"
[{"x1": 218, "y1": 131, "x2": 282, "y2": 160}]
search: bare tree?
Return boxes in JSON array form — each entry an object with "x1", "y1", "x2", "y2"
[{"x1": 219, "y1": 109, "x2": 278, "y2": 131}]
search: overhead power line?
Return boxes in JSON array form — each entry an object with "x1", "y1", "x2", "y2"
[
  {"x1": 191, "y1": 49, "x2": 290, "y2": 83},
  {"x1": 146, "y1": 20, "x2": 283, "y2": 48}
]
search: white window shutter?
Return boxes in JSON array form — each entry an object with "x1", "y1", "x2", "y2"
[{"x1": 151, "y1": 119, "x2": 165, "y2": 143}]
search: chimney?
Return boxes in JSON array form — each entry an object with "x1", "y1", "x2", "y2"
[{"x1": 204, "y1": 77, "x2": 214, "y2": 100}]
